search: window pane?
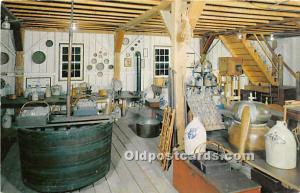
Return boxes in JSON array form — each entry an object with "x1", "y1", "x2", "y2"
[
  {"x1": 62, "y1": 47, "x2": 68, "y2": 54},
  {"x1": 62, "y1": 70, "x2": 68, "y2": 77},
  {"x1": 155, "y1": 56, "x2": 159, "y2": 62},
  {"x1": 165, "y1": 70, "x2": 169, "y2": 76},
  {"x1": 155, "y1": 70, "x2": 159, "y2": 75},
  {"x1": 62, "y1": 63, "x2": 68, "y2": 70},
  {"x1": 165, "y1": 49, "x2": 169, "y2": 55},
  {"x1": 62, "y1": 55, "x2": 68, "y2": 61},
  {"x1": 75, "y1": 47, "x2": 80, "y2": 54},
  {"x1": 75, "y1": 55, "x2": 80, "y2": 61},
  {"x1": 160, "y1": 56, "x2": 164, "y2": 61},
  {"x1": 165, "y1": 56, "x2": 169, "y2": 61},
  {"x1": 155, "y1": 49, "x2": 159, "y2": 55},
  {"x1": 160, "y1": 49, "x2": 164, "y2": 55},
  {"x1": 159, "y1": 63, "x2": 164, "y2": 69},
  {"x1": 75, "y1": 71, "x2": 80, "y2": 77},
  {"x1": 75, "y1": 63, "x2": 80, "y2": 69}
]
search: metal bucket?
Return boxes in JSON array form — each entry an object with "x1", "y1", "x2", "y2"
[
  {"x1": 18, "y1": 122, "x2": 112, "y2": 192},
  {"x1": 136, "y1": 118, "x2": 161, "y2": 138}
]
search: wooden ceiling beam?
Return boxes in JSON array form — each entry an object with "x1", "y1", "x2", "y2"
[
  {"x1": 13, "y1": 16, "x2": 123, "y2": 24},
  {"x1": 9, "y1": 9, "x2": 135, "y2": 20},
  {"x1": 14, "y1": 14, "x2": 129, "y2": 24},
  {"x1": 204, "y1": 5, "x2": 300, "y2": 18},
  {"x1": 5, "y1": 5, "x2": 140, "y2": 18},
  {"x1": 4, "y1": 1, "x2": 148, "y2": 14},
  {"x1": 199, "y1": 15, "x2": 270, "y2": 24},
  {"x1": 202, "y1": 11, "x2": 284, "y2": 21},
  {"x1": 207, "y1": 1, "x2": 300, "y2": 12},
  {"x1": 118, "y1": 0, "x2": 171, "y2": 30},
  {"x1": 188, "y1": 1, "x2": 206, "y2": 30},
  {"x1": 198, "y1": 19, "x2": 258, "y2": 26}
]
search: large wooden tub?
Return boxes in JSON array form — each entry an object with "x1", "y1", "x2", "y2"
[{"x1": 17, "y1": 122, "x2": 112, "y2": 192}]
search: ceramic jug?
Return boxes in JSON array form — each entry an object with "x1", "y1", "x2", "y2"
[
  {"x1": 265, "y1": 121, "x2": 297, "y2": 169},
  {"x1": 2, "y1": 112, "x2": 12, "y2": 128}
]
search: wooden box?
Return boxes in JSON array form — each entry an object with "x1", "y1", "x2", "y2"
[{"x1": 219, "y1": 57, "x2": 243, "y2": 76}]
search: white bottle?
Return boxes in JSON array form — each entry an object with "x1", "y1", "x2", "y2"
[
  {"x1": 24, "y1": 86, "x2": 32, "y2": 98},
  {"x1": 45, "y1": 84, "x2": 52, "y2": 98},
  {"x1": 2, "y1": 112, "x2": 12, "y2": 128},
  {"x1": 265, "y1": 121, "x2": 297, "y2": 169},
  {"x1": 184, "y1": 117, "x2": 207, "y2": 155}
]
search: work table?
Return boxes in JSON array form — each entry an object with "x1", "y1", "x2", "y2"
[
  {"x1": 1, "y1": 91, "x2": 141, "y2": 109},
  {"x1": 207, "y1": 130, "x2": 300, "y2": 191}
]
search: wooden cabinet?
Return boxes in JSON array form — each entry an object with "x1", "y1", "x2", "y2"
[{"x1": 173, "y1": 158, "x2": 261, "y2": 193}]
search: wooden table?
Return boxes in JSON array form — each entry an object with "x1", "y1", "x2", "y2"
[
  {"x1": 1, "y1": 95, "x2": 67, "y2": 108},
  {"x1": 207, "y1": 130, "x2": 300, "y2": 191}
]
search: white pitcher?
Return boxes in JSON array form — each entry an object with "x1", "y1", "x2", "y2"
[{"x1": 265, "y1": 121, "x2": 297, "y2": 169}]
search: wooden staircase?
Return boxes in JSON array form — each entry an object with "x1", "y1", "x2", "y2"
[{"x1": 219, "y1": 35, "x2": 278, "y2": 87}]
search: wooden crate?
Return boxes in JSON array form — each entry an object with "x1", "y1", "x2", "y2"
[{"x1": 219, "y1": 57, "x2": 243, "y2": 76}]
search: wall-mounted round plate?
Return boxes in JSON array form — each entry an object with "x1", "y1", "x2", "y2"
[
  {"x1": 87, "y1": 64, "x2": 93, "y2": 71},
  {"x1": 91, "y1": 58, "x2": 97, "y2": 64},
  {"x1": 97, "y1": 72, "x2": 103, "y2": 77},
  {"x1": 104, "y1": 59, "x2": 109, "y2": 64},
  {"x1": 123, "y1": 38, "x2": 129, "y2": 45},
  {"x1": 46, "y1": 40, "x2": 53, "y2": 47},
  {"x1": 96, "y1": 63, "x2": 104, "y2": 71},
  {"x1": 93, "y1": 53, "x2": 97, "y2": 57},
  {"x1": 1, "y1": 52, "x2": 9, "y2": 65},
  {"x1": 130, "y1": 47, "x2": 134, "y2": 51},
  {"x1": 108, "y1": 65, "x2": 114, "y2": 69},
  {"x1": 32, "y1": 51, "x2": 46, "y2": 64}
]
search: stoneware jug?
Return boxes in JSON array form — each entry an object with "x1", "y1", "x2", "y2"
[
  {"x1": 265, "y1": 121, "x2": 297, "y2": 169},
  {"x1": 184, "y1": 117, "x2": 207, "y2": 155}
]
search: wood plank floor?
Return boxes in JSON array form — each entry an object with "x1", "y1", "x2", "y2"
[{"x1": 1, "y1": 108, "x2": 178, "y2": 193}]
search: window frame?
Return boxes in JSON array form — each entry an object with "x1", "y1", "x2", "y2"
[
  {"x1": 59, "y1": 43, "x2": 84, "y2": 81},
  {"x1": 153, "y1": 46, "x2": 170, "y2": 78}
]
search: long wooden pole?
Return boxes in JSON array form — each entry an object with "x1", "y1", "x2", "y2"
[{"x1": 67, "y1": 0, "x2": 74, "y2": 118}]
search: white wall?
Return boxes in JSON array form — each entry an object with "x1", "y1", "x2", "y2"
[
  {"x1": 23, "y1": 30, "x2": 201, "y2": 92},
  {"x1": 1, "y1": 29, "x2": 16, "y2": 94},
  {"x1": 276, "y1": 37, "x2": 300, "y2": 86}
]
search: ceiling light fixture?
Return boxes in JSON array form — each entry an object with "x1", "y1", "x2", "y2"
[
  {"x1": 71, "y1": 22, "x2": 76, "y2": 31},
  {"x1": 270, "y1": 34, "x2": 274, "y2": 41},
  {"x1": 237, "y1": 31, "x2": 243, "y2": 40}
]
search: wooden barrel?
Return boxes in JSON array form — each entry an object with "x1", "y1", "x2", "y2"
[{"x1": 17, "y1": 122, "x2": 112, "y2": 192}]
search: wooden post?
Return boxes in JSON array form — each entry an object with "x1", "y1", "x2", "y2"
[
  {"x1": 114, "y1": 30, "x2": 125, "y2": 80},
  {"x1": 278, "y1": 55, "x2": 284, "y2": 88},
  {"x1": 15, "y1": 28, "x2": 25, "y2": 97},
  {"x1": 171, "y1": 0, "x2": 188, "y2": 150}
]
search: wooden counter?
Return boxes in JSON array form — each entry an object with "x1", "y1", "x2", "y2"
[{"x1": 173, "y1": 157, "x2": 261, "y2": 193}]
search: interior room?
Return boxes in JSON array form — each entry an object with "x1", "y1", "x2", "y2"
[{"x1": 1, "y1": 0, "x2": 300, "y2": 193}]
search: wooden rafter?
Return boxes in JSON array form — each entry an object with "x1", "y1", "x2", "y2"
[
  {"x1": 118, "y1": 0, "x2": 172, "y2": 30},
  {"x1": 188, "y1": 1, "x2": 206, "y2": 30}
]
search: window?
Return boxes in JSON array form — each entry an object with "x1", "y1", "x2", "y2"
[
  {"x1": 154, "y1": 47, "x2": 170, "y2": 77},
  {"x1": 59, "y1": 43, "x2": 84, "y2": 81}
]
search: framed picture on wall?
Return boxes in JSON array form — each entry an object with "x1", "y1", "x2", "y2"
[
  {"x1": 143, "y1": 48, "x2": 148, "y2": 58},
  {"x1": 124, "y1": 57, "x2": 132, "y2": 67},
  {"x1": 26, "y1": 77, "x2": 51, "y2": 88},
  {"x1": 186, "y1": 52, "x2": 195, "y2": 67}
]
